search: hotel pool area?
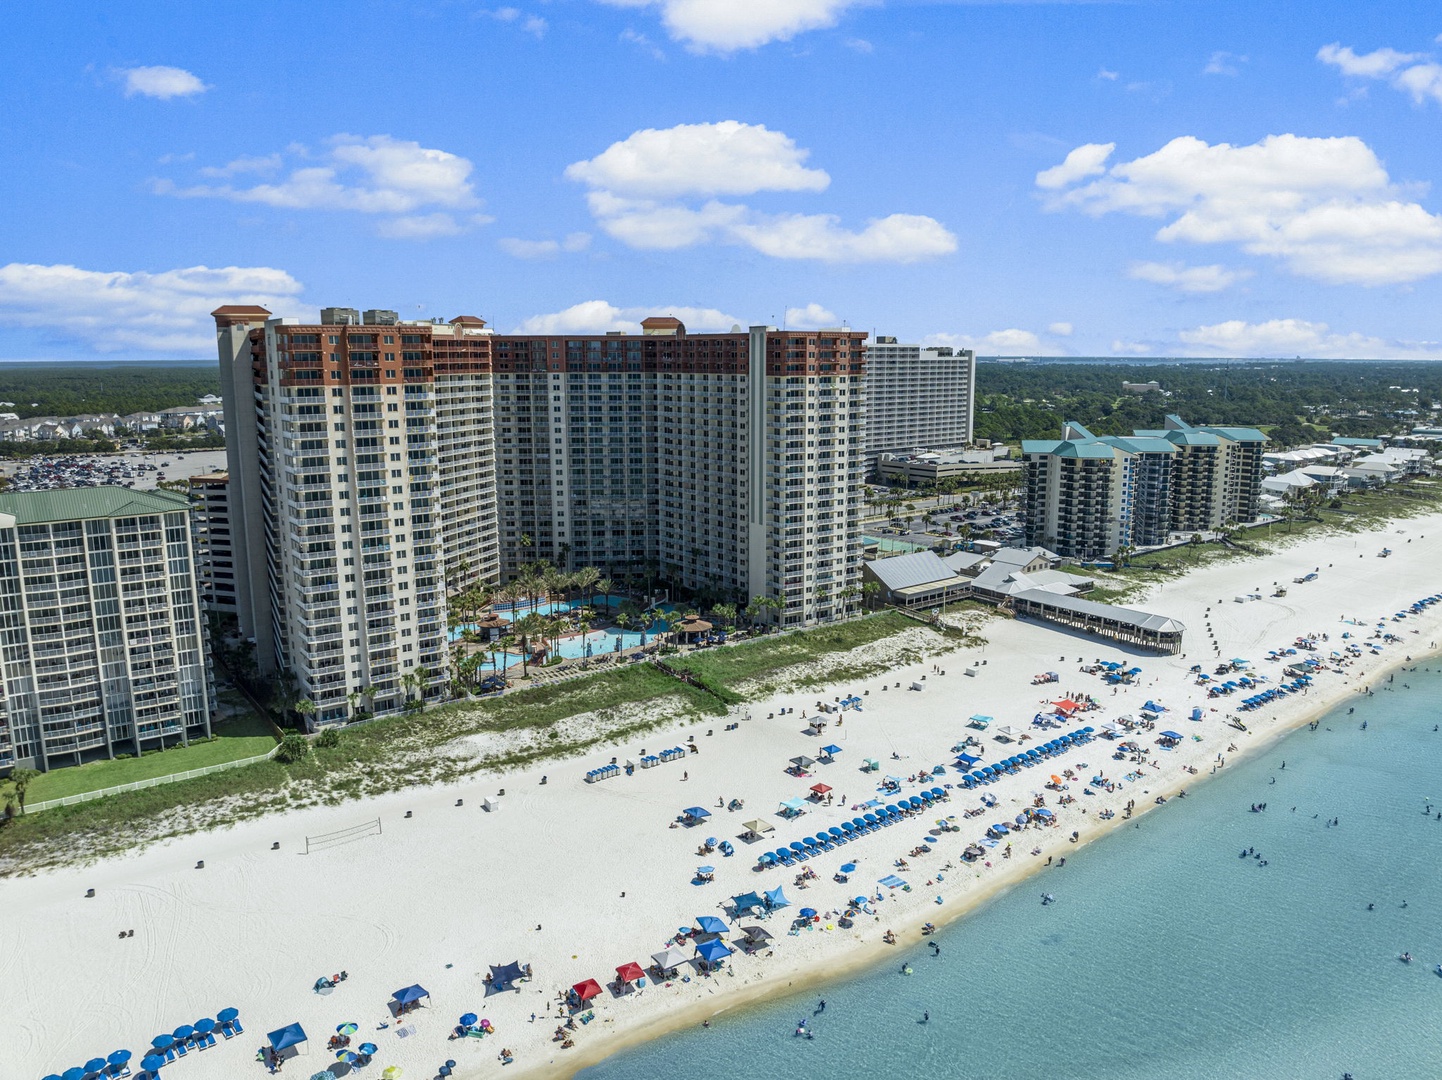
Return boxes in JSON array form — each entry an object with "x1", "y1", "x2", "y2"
[{"x1": 450, "y1": 596, "x2": 675, "y2": 660}]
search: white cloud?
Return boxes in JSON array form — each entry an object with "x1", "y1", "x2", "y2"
[
  {"x1": 483, "y1": 7, "x2": 547, "y2": 36},
  {"x1": 198, "y1": 153, "x2": 282, "y2": 178},
  {"x1": 512, "y1": 300, "x2": 742, "y2": 335},
  {"x1": 1318, "y1": 42, "x2": 1442, "y2": 106},
  {"x1": 845, "y1": 38, "x2": 873, "y2": 53},
  {"x1": 1203, "y1": 51, "x2": 1246, "y2": 76},
  {"x1": 620, "y1": 28, "x2": 667, "y2": 58},
  {"x1": 0, "y1": 262, "x2": 303, "y2": 353},
  {"x1": 158, "y1": 135, "x2": 487, "y2": 239},
  {"x1": 1038, "y1": 133, "x2": 1442, "y2": 285},
  {"x1": 1111, "y1": 339, "x2": 1151, "y2": 354},
  {"x1": 1096, "y1": 68, "x2": 1119, "y2": 81},
  {"x1": 498, "y1": 233, "x2": 593, "y2": 258},
  {"x1": 117, "y1": 65, "x2": 209, "y2": 99},
  {"x1": 1178, "y1": 318, "x2": 1441, "y2": 359},
  {"x1": 566, "y1": 121, "x2": 830, "y2": 199},
  {"x1": 1317, "y1": 43, "x2": 1420, "y2": 78},
  {"x1": 599, "y1": 0, "x2": 866, "y2": 52},
  {"x1": 1128, "y1": 261, "x2": 1253, "y2": 293},
  {"x1": 923, "y1": 328, "x2": 1055, "y2": 355},
  {"x1": 568, "y1": 121, "x2": 954, "y2": 262},
  {"x1": 1035, "y1": 143, "x2": 1114, "y2": 190},
  {"x1": 785, "y1": 303, "x2": 841, "y2": 328},
  {"x1": 1048, "y1": 321, "x2": 1074, "y2": 336},
  {"x1": 730, "y1": 212, "x2": 957, "y2": 262}
]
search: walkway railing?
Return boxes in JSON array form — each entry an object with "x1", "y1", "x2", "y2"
[{"x1": 24, "y1": 745, "x2": 280, "y2": 814}]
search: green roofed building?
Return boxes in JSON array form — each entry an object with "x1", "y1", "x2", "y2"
[
  {"x1": 1023, "y1": 416, "x2": 1266, "y2": 559},
  {"x1": 0, "y1": 487, "x2": 212, "y2": 774}
]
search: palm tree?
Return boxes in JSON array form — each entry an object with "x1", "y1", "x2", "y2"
[
  {"x1": 3, "y1": 767, "x2": 39, "y2": 818},
  {"x1": 294, "y1": 698, "x2": 317, "y2": 729},
  {"x1": 597, "y1": 576, "x2": 616, "y2": 613},
  {"x1": 414, "y1": 665, "x2": 435, "y2": 700},
  {"x1": 862, "y1": 580, "x2": 882, "y2": 610},
  {"x1": 573, "y1": 566, "x2": 601, "y2": 607},
  {"x1": 837, "y1": 583, "x2": 860, "y2": 616},
  {"x1": 346, "y1": 688, "x2": 364, "y2": 717},
  {"x1": 400, "y1": 670, "x2": 418, "y2": 701}
]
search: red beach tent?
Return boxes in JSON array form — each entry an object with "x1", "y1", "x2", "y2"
[
  {"x1": 615, "y1": 962, "x2": 646, "y2": 984},
  {"x1": 571, "y1": 979, "x2": 604, "y2": 1002}
]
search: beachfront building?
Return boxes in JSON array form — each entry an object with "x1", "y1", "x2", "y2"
[
  {"x1": 0, "y1": 488, "x2": 212, "y2": 774},
  {"x1": 188, "y1": 471, "x2": 237, "y2": 615},
  {"x1": 1023, "y1": 416, "x2": 1266, "y2": 559},
  {"x1": 863, "y1": 338, "x2": 975, "y2": 471},
  {"x1": 215, "y1": 306, "x2": 869, "y2": 726}
]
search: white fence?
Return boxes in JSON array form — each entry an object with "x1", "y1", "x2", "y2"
[{"x1": 24, "y1": 746, "x2": 279, "y2": 814}]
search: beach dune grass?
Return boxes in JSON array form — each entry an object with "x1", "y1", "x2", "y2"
[
  {"x1": 24, "y1": 710, "x2": 278, "y2": 804},
  {"x1": 669, "y1": 611, "x2": 933, "y2": 704}
]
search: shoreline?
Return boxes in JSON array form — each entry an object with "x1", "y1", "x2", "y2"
[
  {"x1": 6, "y1": 515, "x2": 1441, "y2": 1080},
  {"x1": 545, "y1": 636, "x2": 1437, "y2": 1080}
]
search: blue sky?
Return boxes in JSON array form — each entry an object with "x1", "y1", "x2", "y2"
[{"x1": 1, "y1": 0, "x2": 1440, "y2": 360}]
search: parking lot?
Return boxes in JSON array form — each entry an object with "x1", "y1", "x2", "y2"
[{"x1": 1, "y1": 448, "x2": 228, "y2": 492}]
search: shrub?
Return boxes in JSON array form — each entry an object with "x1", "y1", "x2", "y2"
[
  {"x1": 274, "y1": 734, "x2": 310, "y2": 764},
  {"x1": 316, "y1": 728, "x2": 341, "y2": 749}
]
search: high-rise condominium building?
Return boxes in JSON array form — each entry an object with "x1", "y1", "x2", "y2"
[
  {"x1": 1022, "y1": 416, "x2": 1266, "y2": 559},
  {"x1": 0, "y1": 488, "x2": 212, "y2": 773},
  {"x1": 863, "y1": 338, "x2": 975, "y2": 470},
  {"x1": 189, "y1": 471, "x2": 237, "y2": 614},
  {"x1": 214, "y1": 306, "x2": 868, "y2": 727}
]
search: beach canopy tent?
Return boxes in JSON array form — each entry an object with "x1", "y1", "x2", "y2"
[
  {"x1": 695, "y1": 938, "x2": 733, "y2": 964},
  {"x1": 615, "y1": 962, "x2": 646, "y2": 983},
  {"x1": 695, "y1": 915, "x2": 730, "y2": 936},
  {"x1": 392, "y1": 984, "x2": 430, "y2": 1006},
  {"x1": 571, "y1": 979, "x2": 604, "y2": 1003},
  {"x1": 790, "y1": 756, "x2": 816, "y2": 769},
  {"x1": 820, "y1": 744, "x2": 843, "y2": 757},
  {"x1": 742, "y1": 818, "x2": 775, "y2": 836},
  {"x1": 778, "y1": 797, "x2": 806, "y2": 813},
  {"x1": 268, "y1": 1023, "x2": 309, "y2": 1051},
  {"x1": 1159, "y1": 731, "x2": 1184, "y2": 740},
  {"x1": 995, "y1": 725, "x2": 1021, "y2": 740},
  {"x1": 764, "y1": 885, "x2": 790, "y2": 909},
  {"x1": 489, "y1": 962, "x2": 527, "y2": 990},
  {"x1": 810, "y1": 783, "x2": 832, "y2": 795},
  {"x1": 652, "y1": 946, "x2": 690, "y2": 971},
  {"x1": 682, "y1": 806, "x2": 710, "y2": 820},
  {"x1": 731, "y1": 891, "x2": 765, "y2": 913},
  {"x1": 1143, "y1": 701, "x2": 1166, "y2": 713},
  {"x1": 741, "y1": 925, "x2": 773, "y2": 942}
]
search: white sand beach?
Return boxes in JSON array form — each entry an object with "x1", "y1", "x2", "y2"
[{"x1": 6, "y1": 518, "x2": 1442, "y2": 1080}]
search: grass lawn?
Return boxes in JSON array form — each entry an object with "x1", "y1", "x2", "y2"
[
  {"x1": 669, "y1": 611, "x2": 929, "y2": 704},
  {"x1": 25, "y1": 710, "x2": 277, "y2": 803}
]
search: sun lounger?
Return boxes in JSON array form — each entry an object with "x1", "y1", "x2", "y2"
[{"x1": 175, "y1": 1042, "x2": 188, "y2": 1058}]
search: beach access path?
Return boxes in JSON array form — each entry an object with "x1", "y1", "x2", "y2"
[{"x1": 4, "y1": 515, "x2": 1440, "y2": 1080}]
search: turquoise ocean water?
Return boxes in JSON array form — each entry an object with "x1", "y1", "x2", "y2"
[{"x1": 580, "y1": 667, "x2": 1442, "y2": 1080}]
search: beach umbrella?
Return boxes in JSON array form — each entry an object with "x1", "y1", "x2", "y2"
[
  {"x1": 840, "y1": 862, "x2": 857, "y2": 873},
  {"x1": 172, "y1": 1024, "x2": 195, "y2": 1041},
  {"x1": 85, "y1": 1058, "x2": 108, "y2": 1074},
  {"x1": 828, "y1": 826, "x2": 845, "y2": 838},
  {"x1": 697, "y1": 864, "x2": 714, "y2": 875},
  {"x1": 107, "y1": 1050, "x2": 131, "y2": 1067},
  {"x1": 150, "y1": 1035, "x2": 173, "y2": 1051},
  {"x1": 63, "y1": 1069, "x2": 86, "y2": 1080},
  {"x1": 459, "y1": 1013, "x2": 478, "y2": 1027},
  {"x1": 382, "y1": 1069, "x2": 404, "y2": 1080},
  {"x1": 789, "y1": 841, "x2": 806, "y2": 852},
  {"x1": 799, "y1": 907, "x2": 818, "y2": 918},
  {"x1": 41, "y1": 1074, "x2": 61, "y2": 1080},
  {"x1": 359, "y1": 1042, "x2": 378, "y2": 1055},
  {"x1": 141, "y1": 1056, "x2": 166, "y2": 1074},
  {"x1": 336, "y1": 1022, "x2": 359, "y2": 1035},
  {"x1": 337, "y1": 1050, "x2": 359, "y2": 1064},
  {"x1": 309, "y1": 1072, "x2": 338, "y2": 1080},
  {"x1": 217, "y1": 1008, "x2": 239, "y2": 1023},
  {"x1": 195, "y1": 1017, "x2": 216, "y2": 1034}
]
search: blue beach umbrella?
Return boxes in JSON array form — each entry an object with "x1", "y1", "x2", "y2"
[
  {"x1": 217, "y1": 1007, "x2": 239, "y2": 1023},
  {"x1": 64, "y1": 1067, "x2": 87, "y2": 1080},
  {"x1": 150, "y1": 1035, "x2": 172, "y2": 1050},
  {"x1": 460, "y1": 1012, "x2": 478, "y2": 1026},
  {"x1": 172, "y1": 1025, "x2": 195, "y2": 1042},
  {"x1": 799, "y1": 907, "x2": 818, "y2": 918},
  {"x1": 337, "y1": 1050, "x2": 360, "y2": 1063},
  {"x1": 42, "y1": 1074, "x2": 62, "y2": 1080},
  {"x1": 840, "y1": 862, "x2": 857, "y2": 873},
  {"x1": 141, "y1": 1055, "x2": 166, "y2": 1073},
  {"x1": 195, "y1": 1018, "x2": 216, "y2": 1034},
  {"x1": 108, "y1": 1051, "x2": 132, "y2": 1067},
  {"x1": 359, "y1": 1042, "x2": 378, "y2": 1055},
  {"x1": 85, "y1": 1059, "x2": 108, "y2": 1074}
]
